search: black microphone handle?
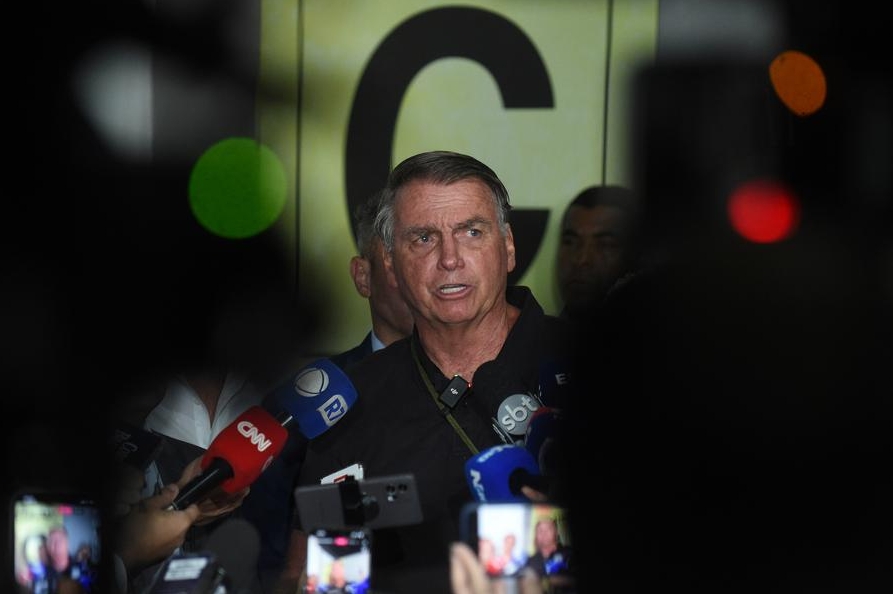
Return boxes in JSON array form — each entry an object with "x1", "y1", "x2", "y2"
[{"x1": 169, "y1": 458, "x2": 234, "y2": 511}]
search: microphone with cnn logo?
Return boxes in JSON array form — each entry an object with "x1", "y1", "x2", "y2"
[
  {"x1": 169, "y1": 359, "x2": 358, "y2": 511},
  {"x1": 168, "y1": 405, "x2": 290, "y2": 511}
]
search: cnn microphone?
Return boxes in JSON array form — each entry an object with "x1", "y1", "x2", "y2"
[
  {"x1": 465, "y1": 444, "x2": 545, "y2": 502},
  {"x1": 268, "y1": 358, "x2": 358, "y2": 438},
  {"x1": 169, "y1": 405, "x2": 289, "y2": 511}
]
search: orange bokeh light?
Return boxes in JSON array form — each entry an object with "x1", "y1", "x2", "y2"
[{"x1": 769, "y1": 50, "x2": 827, "y2": 117}]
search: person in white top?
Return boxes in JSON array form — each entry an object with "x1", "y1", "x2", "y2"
[
  {"x1": 140, "y1": 368, "x2": 264, "y2": 497},
  {"x1": 143, "y1": 370, "x2": 263, "y2": 449}
]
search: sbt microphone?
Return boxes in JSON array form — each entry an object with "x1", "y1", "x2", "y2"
[
  {"x1": 169, "y1": 405, "x2": 289, "y2": 511},
  {"x1": 268, "y1": 358, "x2": 358, "y2": 438},
  {"x1": 465, "y1": 444, "x2": 544, "y2": 502}
]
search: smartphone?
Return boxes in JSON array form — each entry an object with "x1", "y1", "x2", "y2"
[
  {"x1": 461, "y1": 501, "x2": 574, "y2": 587},
  {"x1": 294, "y1": 473, "x2": 422, "y2": 530},
  {"x1": 303, "y1": 528, "x2": 371, "y2": 594},
  {"x1": 11, "y1": 490, "x2": 102, "y2": 594}
]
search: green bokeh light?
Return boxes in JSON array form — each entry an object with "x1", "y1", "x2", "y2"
[{"x1": 188, "y1": 137, "x2": 287, "y2": 239}]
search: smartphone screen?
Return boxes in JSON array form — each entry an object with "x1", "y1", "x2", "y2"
[
  {"x1": 303, "y1": 528, "x2": 371, "y2": 594},
  {"x1": 11, "y1": 491, "x2": 102, "y2": 594},
  {"x1": 462, "y1": 501, "x2": 574, "y2": 588}
]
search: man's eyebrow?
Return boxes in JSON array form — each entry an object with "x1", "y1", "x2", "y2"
[
  {"x1": 453, "y1": 216, "x2": 491, "y2": 230},
  {"x1": 403, "y1": 225, "x2": 436, "y2": 237}
]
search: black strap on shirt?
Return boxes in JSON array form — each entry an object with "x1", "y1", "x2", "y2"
[{"x1": 410, "y1": 339, "x2": 479, "y2": 455}]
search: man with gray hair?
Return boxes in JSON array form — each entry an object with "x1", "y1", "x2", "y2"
[{"x1": 281, "y1": 151, "x2": 573, "y2": 594}]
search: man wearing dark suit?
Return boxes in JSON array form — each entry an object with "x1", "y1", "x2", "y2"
[{"x1": 331, "y1": 190, "x2": 414, "y2": 370}]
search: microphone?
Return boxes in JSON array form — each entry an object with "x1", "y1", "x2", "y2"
[
  {"x1": 538, "y1": 358, "x2": 572, "y2": 408},
  {"x1": 465, "y1": 444, "x2": 545, "y2": 502},
  {"x1": 524, "y1": 406, "x2": 564, "y2": 476},
  {"x1": 268, "y1": 358, "x2": 358, "y2": 438},
  {"x1": 169, "y1": 405, "x2": 289, "y2": 511}
]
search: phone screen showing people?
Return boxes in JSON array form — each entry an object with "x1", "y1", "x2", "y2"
[
  {"x1": 12, "y1": 492, "x2": 102, "y2": 594},
  {"x1": 303, "y1": 528, "x2": 371, "y2": 594},
  {"x1": 465, "y1": 502, "x2": 574, "y2": 589}
]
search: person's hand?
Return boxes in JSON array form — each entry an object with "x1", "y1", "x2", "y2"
[
  {"x1": 115, "y1": 483, "x2": 201, "y2": 572},
  {"x1": 176, "y1": 455, "x2": 250, "y2": 526},
  {"x1": 450, "y1": 542, "x2": 542, "y2": 594},
  {"x1": 520, "y1": 485, "x2": 550, "y2": 503}
]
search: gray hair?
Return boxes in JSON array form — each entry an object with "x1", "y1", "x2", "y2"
[{"x1": 374, "y1": 151, "x2": 512, "y2": 251}]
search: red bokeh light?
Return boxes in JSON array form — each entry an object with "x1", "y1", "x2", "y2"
[{"x1": 727, "y1": 180, "x2": 800, "y2": 243}]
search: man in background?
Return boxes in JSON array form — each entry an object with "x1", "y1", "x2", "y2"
[
  {"x1": 556, "y1": 185, "x2": 640, "y2": 322},
  {"x1": 331, "y1": 190, "x2": 414, "y2": 369}
]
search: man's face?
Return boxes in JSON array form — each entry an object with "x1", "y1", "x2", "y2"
[
  {"x1": 557, "y1": 203, "x2": 629, "y2": 312},
  {"x1": 367, "y1": 238, "x2": 414, "y2": 337},
  {"x1": 535, "y1": 519, "x2": 558, "y2": 549},
  {"x1": 385, "y1": 178, "x2": 515, "y2": 328},
  {"x1": 47, "y1": 530, "x2": 69, "y2": 569}
]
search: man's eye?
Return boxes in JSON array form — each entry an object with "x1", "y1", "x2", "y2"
[
  {"x1": 416, "y1": 233, "x2": 430, "y2": 243},
  {"x1": 467, "y1": 228, "x2": 481, "y2": 237}
]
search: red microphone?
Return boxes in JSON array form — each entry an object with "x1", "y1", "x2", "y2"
[{"x1": 169, "y1": 405, "x2": 289, "y2": 510}]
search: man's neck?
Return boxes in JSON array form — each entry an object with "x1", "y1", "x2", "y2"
[
  {"x1": 371, "y1": 322, "x2": 407, "y2": 349},
  {"x1": 416, "y1": 302, "x2": 520, "y2": 383}
]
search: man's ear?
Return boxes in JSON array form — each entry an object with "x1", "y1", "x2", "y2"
[
  {"x1": 505, "y1": 224, "x2": 516, "y2": 273},
  {"x1": 349, "y1": 256, "x2": 372, "y2": 298}
]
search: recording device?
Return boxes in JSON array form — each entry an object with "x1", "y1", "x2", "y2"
[
  {"x1": 303, "y1": 528, "x2": 371, "y2": 594},
  {"x1": 11, "y1": 490, "x2": 102, "y2": 594},
  {"x1": 460, "y1": 501, "x2": 573, "y2": 585},
  {"x1": 145, "y1": 518, "x2": 260, "y2": 594},
  {"x1": 145, "y1": 552, "x2": 225, "y2": 594},
  {"x1": 169, "y1": 405, "x2": 289, "y2": 511},
  {"x1": 268, "y1": 358, "x2": 358, "y2": 438},
  {"x1": 294, "y1": 473, "x2": 422, "y2": 530},
  {"x1": 465, "y1": 444, "x2": 545, "y2": 502},
  {"x1": 440, "y1": 374, "x2": 470, "y2": 408},
  {"x1": 110, "y1": 421, "x2": 164, "y2": 472}
]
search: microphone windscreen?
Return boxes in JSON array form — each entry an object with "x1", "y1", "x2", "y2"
[
  {"x1": 538, "y1": 359, "x2": 572, "y2": 409},
  {"x1": 203, "y1": 405, "x2": 289, "y2": 494},
  {"x1": 270, "y1": 358, "x2": 358, "y2": 438},
  {"x1": 525, "y1": 406, "x2": 564, "y2": 475},
  {"x1": 204, "y1": 518, "x2": 261, "y2": 594},
  {"x1": 465, "y1": 444, "x2": 540, "y2": 502}
]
